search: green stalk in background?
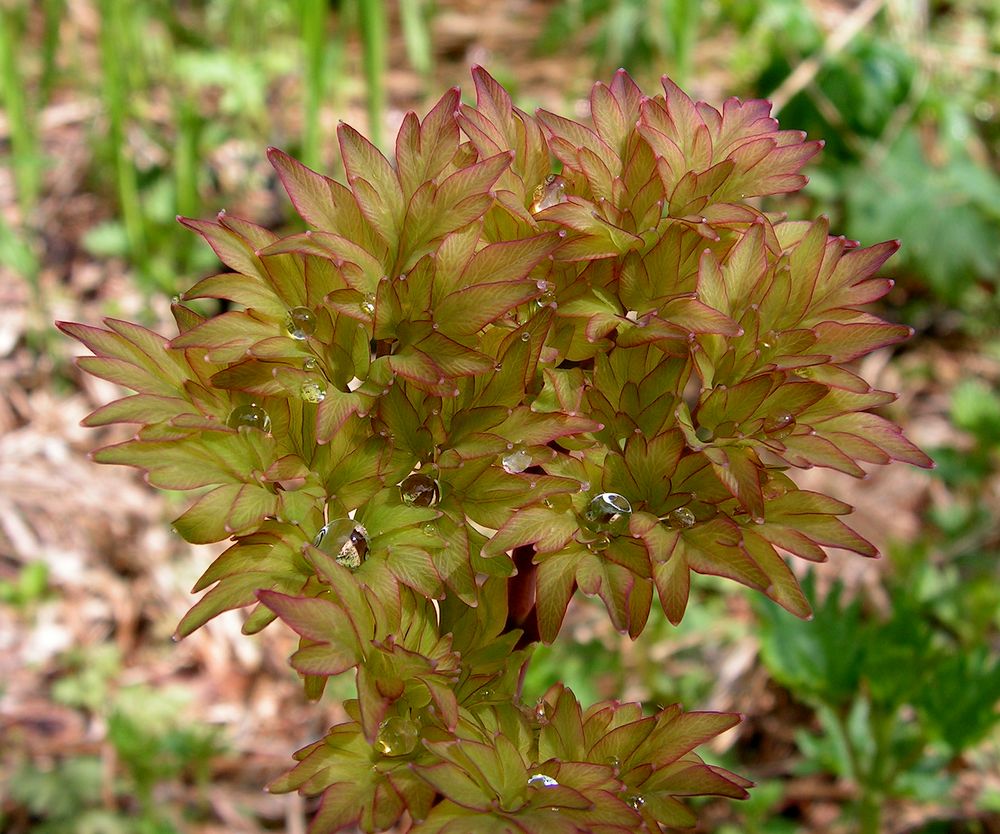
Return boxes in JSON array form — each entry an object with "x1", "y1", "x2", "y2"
[
  {"x1": 0, "y1": 8, "x2": 41, "y2": 214},
  {"x1": 172, "y1": 94, "x2": 201, "y2": 274},
  {"x1": 400, "y1": 0, "x2": 433, "y2": 90},
  {"x1": 0, "y1": 5, "x2": 45, "y2": 340},
  {"x1": 97, "y1": 0, "x2": 149, "y2": 283},
  {"x1": 356, "y1": 0, "x2": 387, "y2": 150},
  {"x1": 300, "y1": 0, "x2": 328, "y2": 170},
  {"x1": 662, "y1": 0, "x2": 700, "y2": 86},
  {"x1": 39, "y1": 0, "x2": 66, "y2": 105}
]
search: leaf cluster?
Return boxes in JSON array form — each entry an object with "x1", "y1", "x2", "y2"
[{"x1": 60, "y1": 67, "x2": 928, "y2": 831}]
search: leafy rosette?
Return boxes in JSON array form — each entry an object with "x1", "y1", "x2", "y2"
[{"x1": 61, "y1": 66, "x2": 930, "y2": 832}]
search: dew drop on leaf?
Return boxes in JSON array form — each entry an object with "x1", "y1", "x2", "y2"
[
  {"x1": 528, "y1": 773, "x2": 559, "y2": 788},
  {"x1": 626, "y1": 794, "x2": 645, "y2": 810},
  {"x1": 763, "y1": 412, "x2": 796, "y2": 439},
  {"x1": 530, "y1": 174, "x2": 567, "y2": 214},
  {"x1": 666, "y1": 506, "x2": 696, "y2": 529},
  {"x1": 422, "y1": 522, "x2": 436, "y2": 537},
  {"x1": 360, "y1": 293, "x2": 376, "y2": 317},
  {"x1": 313, "y1": 518, "x2": 369, "y2": 569},
  {"x1": 399, "y1": 472, "x2": 440, "y2": 507},
  {"x1": 535, "y1": 281, "x2": 556, "y2": 308},
  {"x1": 285, "y1": 306, "x2": 316, "y2": 340},
  {"x1": 762, "y1": 475, "x2": 789, "y2": 500},
  {"x1": 375, "y1": 716, "x2": 419, "y2": 757},
  {"x1": 535, "y1": 700, "x2": 553, "y2": 722},
  {"x1": 303, "y1": 357, "x2": 318, "y2": 371},
  {"x1": 585, "y1": 492, "x2": 632, "y2": 534},
  {"x1": 589, "y1": 532, "x2": 612, "y2": 550},
  {"x1": 227, "y1": 403, "x2": 271, "y2": 432},
  {"x1": 520, "y1": 332, "x2": 531, "y2": 342},
  {"x1": 300, "y1": 380, "x2": 327, "y2": 403},
  {"x1": 502, "y1": 447, "x2": 532, "y2": 474}
]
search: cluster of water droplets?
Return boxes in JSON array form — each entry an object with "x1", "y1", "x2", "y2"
[
  {"x1": 535, "y1": 279, "x2": 556, "y2": 308},
  {"x1": 313, "y1": 518, "x2": 369, "y2": 569},
  {"x1": 360, "y1": 293, "x2": 376, "y2": 317},
  {"x1": 375, "y1": 716, "x2": 419, "y2": 757},
  {"x1": 284, "y1": 306, "x2": 316, "y2": 340},
  {"x1": 226, "y1": 403, "x2": 271, "y2": 432}
]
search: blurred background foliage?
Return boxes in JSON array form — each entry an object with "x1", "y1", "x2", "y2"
[{"x1": 1, "y1": 0, "x2": 997, "y2": 832}]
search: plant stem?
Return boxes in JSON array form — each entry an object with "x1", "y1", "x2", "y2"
[{"x1": 507, "y1": 545, "x2": 540, "y2": 649}]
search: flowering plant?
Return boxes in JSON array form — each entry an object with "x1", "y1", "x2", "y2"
[{"x1": 60, "y1": 67, "x2": 930, "y2": 832}]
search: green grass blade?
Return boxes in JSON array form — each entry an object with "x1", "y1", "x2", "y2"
[
  {"x1": 400, "y1": 0, "x2": 433, "y2": 86},
  {"x1": 97, "y1": 0, "x2": 149, "y2": 280},
  {"x1": 0, "y1": 8, "x2": 41, "y2": 213},
  {"x1": 300, "y1": 0, "x2": 328, "y2": 169},
  {"x1": 356, "y1": 0, "x2": 387, "y2": 151}
]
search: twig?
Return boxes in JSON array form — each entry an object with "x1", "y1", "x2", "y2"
[{"x1": 770, "y1": 0, "x2": 889, "y2": 115}]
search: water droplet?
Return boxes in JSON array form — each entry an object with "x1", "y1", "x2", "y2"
[
  {"x1": 300, "y1": 380, "x2": 327, "y2": 403},
  {"x1": 494, "y1": 362, "x2": 503, "y2": 372},
  {"x1": 227, "y1": 403, "x2": 271, "y2": 432},
  {"x1": 626, "y1": 793, "x2": 645, "y2": 811},
  {"x1": 528, "y1": 773, "x2": 559, "y2": 788},
  {"x1": 536, "y1": 291, "x2": 556, "y2": 308},
  {"x1": 284, "y1": 306, "x2": 316, "y2": 340},
  {"x1": 763, "y1": 412, "x2": 795, "y2": 439},
  {"x1": 313, "y1": 518, "x2": 370, "y2": 569},
  {"x1": 520, "y1": 332, "x2": 531, "y2": 342},
  {"x1": 666, "y1": 506, "x2": 696, "y2": 529},
  {"x1": 589, "y1": 532, "x2": 612, "y2": 550},
  {"x1": 585, "y1": 492, "x2": 632, "y2": 534},
  {"x1": 375, "y1": 716, "x2": 419, "y2": 757},
  {"x1": 303, "y1": 357, "x2": 318, "y2": 371},
  {"x1": 529, "y1": 174, "x2": 568, "y2": 214},
  {"x1": 360, "y1": 293, "x2": 376, "y2": 317},
  {"x1": 422, "y1": 522, "x2": 436, "y2": 536},
  {"x1": 695, "y1": 426, "x2": 714, "y2": 443},
  {"x1": 399, "y1": 472, "x2": 440, "y2": 507},
  {"x1": 761, "y1": 475, "x2": 789, "y2": 500},
  {"x1": 502, "y1": 447, "x2": 532, "y2": 474},
  {"x1": 607, "y1": 755, "x2": 621, "y2": 769},
  {"x1": 535, "y1": 700, "x2": 553, "y2": 722}
]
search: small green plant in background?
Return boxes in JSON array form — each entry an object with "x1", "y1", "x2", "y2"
[
  {"x1": 3, "y1": 645, "x2": 226, "y2": 833},
  {"x1": 61, "y1": 67, "x2": 932, "y2": 831},
  {"x1": 756, "y1": 567, "x2": 1000, "y2": 834}
]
